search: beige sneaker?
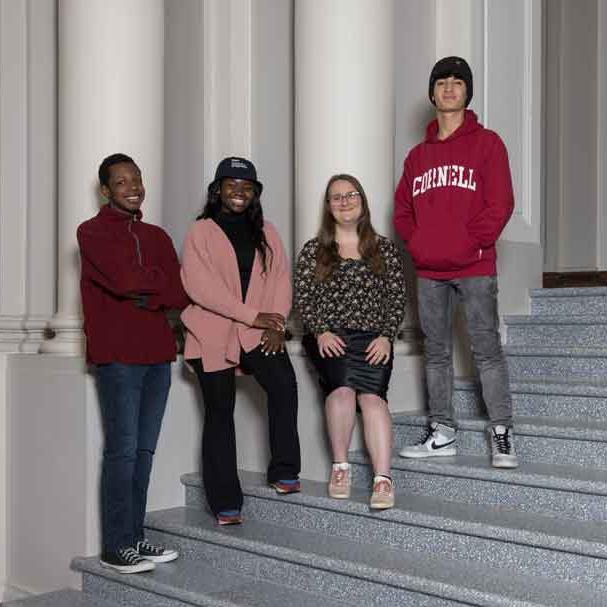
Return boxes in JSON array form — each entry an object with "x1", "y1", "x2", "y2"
[
  {"x1": 328, "y1": 463, "x2": 351, "y2": 499},
  {"x1": 370, "y1": 475, "x2": 394, "y2": 510}
]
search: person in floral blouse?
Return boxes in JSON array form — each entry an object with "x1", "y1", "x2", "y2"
[{"x1": 295, "y1": 173, "x2": 406, "y2": 509}]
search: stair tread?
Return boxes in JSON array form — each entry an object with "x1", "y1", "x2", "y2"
[
  {"x1": 505, "y1": 344, "x2": 607, "y2": 356},
  {"x1": 454, "y1": 376, "x2": 607, "y2": 396},
  {"x1": 348, "y1": 451, "x2": 607, "y2": 493},
  {"x1": 506, "y1": 314, "x2": 607, "y2": 325},
  {"x1": 530, "y1": 286, "x2": 607, "y2": 297},
  {"x1": 74, "y1": 555, "x2": 349, "y2": 607},
  {"x1": 393, "y1": 412, "x2": 607, "y2": 441},
  {"x1": 3, "y1": 589, "x2": 121, "y2": 607},
  {"x1": 143, "y1": 506, "x2": 605, "y2": 607},
  {"x1": 182, "y1": 471, "x2": 607, "y2": 557}
]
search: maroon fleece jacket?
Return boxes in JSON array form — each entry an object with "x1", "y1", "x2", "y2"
[
  {"x1": 77, "y1": 204, "x2": 190, "y2": 364},
  {"x1": 394, "y1": 110, "x2": 514, "y2": 279}
]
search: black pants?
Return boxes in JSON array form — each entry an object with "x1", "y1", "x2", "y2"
[{"x1": 189, "y1": 346, "x2": 301, "y2": 515}]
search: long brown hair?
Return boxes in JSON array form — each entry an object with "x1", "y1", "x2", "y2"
[{"x1": 315, "y1": 174, "x2": 385, "y2": 282}]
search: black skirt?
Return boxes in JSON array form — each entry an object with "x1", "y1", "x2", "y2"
[{"x1": 302, "y1": 329, "x2": 394, "y2": 401}]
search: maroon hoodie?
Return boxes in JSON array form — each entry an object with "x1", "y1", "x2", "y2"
[
  {"x1": 78, "y1": 204, "x2": 190, "y2": 364},
  {"x1": 394, "y1": 110, "x2": 514, "y2": 279}
]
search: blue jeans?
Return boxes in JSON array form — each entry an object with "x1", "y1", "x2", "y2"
[
  {"x1": 95, "y1": 362, "x2": 171, "y2": 554},
  {"x1": 417, "y1": 276, "x2": 512, "y2": 428}
]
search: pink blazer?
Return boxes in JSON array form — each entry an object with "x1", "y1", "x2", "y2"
[{"x1": 180, "y1": 218, "x2": 292, "y2": 372}]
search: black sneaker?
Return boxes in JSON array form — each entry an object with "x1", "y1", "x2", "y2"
[
  {"x1": 490, "y1": 425, "x2": 519, "y2": 468},
  {"x1": 136, "y1": 539, "x2": 179, "y2": 563},
  {"x1": 100, "y1": 546, "x2": 155, "y2": 574}
]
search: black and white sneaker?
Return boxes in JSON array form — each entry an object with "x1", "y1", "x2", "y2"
[
  {"x1": 136, "y1": 539, "x2": 179, "y2": 563},
  {"x1": 100, "y1": 546, "x2": 155, "y2": 574},
  {"x1": 490, "y1": 425, "x2": 519, "y2": 468},
  {"x1": 399, "y1": 422, "x2": 457, "y2": 458}
]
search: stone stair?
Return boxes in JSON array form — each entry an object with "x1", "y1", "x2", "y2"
[{"x1": 9, "y1": 286, "x2": 607, "y2": 606}]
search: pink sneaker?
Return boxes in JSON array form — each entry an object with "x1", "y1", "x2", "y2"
[
  {"x1": 328, "y1": 463, "x2": 350, "y2": 499},
  {"x1": 370, "y1": 475, "x2": 394, "y2": 510}
]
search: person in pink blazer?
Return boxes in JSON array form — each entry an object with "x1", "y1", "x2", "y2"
[{"x1": 181, "y1": 157, "x2": 301, "y2": 526}]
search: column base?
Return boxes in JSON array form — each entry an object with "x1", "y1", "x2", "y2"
[
  {"x1": 0, "y1": 315, "x2": 51, "y2": 353},
  {"x1": 39, "y1": 315, "x2": 84, "y2": 355}
]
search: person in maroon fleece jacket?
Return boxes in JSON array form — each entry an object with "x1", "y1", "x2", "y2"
[
  {"x1": 394, "y1": 57, "x2": 518, "y2": 469},
  {"x1": 78, "y1": 153, "x2": 189, "y2": 573}
]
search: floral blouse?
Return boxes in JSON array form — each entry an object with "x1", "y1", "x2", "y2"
[{"x1": 294, "y1": 236, "x2": 406, "y2": 341}]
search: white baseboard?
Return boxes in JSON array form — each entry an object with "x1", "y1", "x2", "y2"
[{"x1": 1, "y1": 583, "x2": 32, "y2": 603}]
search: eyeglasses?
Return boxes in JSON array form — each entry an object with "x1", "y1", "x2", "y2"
[{"x1": 328, "y1": 191, "x2": 361, "y2": 205}]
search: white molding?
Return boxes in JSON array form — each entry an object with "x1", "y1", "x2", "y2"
[
  {"x1": 203, "y1": 0, "x2": 253, "y2": 186},
  {"x1": 497, "y1": 0, "x2": 542, "y2": 244},
  {"x1": 0, "y1": 0, "x2": 28, "y2": 315},
  {"x1": 597, "y1": 0, "x2": 607, "y2": 268}
]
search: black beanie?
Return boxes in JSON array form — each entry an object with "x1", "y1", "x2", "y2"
[{"x1": 428, "y1": 56, "x2": 473, "y2": 107}]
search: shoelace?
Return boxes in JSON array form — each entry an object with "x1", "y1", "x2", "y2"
[
  {"x1": 138, "y1": 540, "x2": 163, "y2": 555},
  {"x1": 117, "y1": 547, "x2": 143, "y2": 564},
  {"x1": 373, "y1": 479, "x2": 393, "y2": 496},
  {"x1": 331, "y1": 469, "x2": 348, "y2": 486},
  {"x1": 493, "y1": 430, "x2": 511, "y2": 454},
  {"x1": 417, "y1": 425, "x2": 435, "y2": 445}
]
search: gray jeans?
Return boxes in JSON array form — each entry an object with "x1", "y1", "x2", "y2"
[{"x1": 417, "y1": 276, "x2": 512, "y2": 428}]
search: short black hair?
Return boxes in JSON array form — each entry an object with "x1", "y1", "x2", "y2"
[{"x1": 98, "y1": 153, "x2": 139, "y2": 186}]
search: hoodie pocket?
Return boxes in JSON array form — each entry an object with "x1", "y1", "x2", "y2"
[{"x1": 408, "y1": 223, "x2": 479, "y2": 272}]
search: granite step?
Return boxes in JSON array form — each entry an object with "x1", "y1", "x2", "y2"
[
  {"x1": 504, "y1": 315, "x2": 607, "y2": 347},
  {"x1": 3, "y1": 589, "x2": 123, "y2": 607},
  {"x1": 182, "y1": 471, "x2": 607, "y2": 589},
  {"x1": 142, "y1": 505, "x2": 605, "y2": 607},
  {"x1": 73, "y1": 555, "x2": 349, "y2": 607},
  {"x1": 452, "y1": 377, "x2": 607, "y2": 420},
  {"x1": 505, "y1": 345, "x2": 607, "y2": 380},
  {"x1": 529, "y1": 287, "x2": 607, "y2": 316},
  {"x1": 349, "y1": 452, "x2": 607, "y2": 522},
  {"x1": 392, "y1": 413, "x2": 607, "y2": 467}
]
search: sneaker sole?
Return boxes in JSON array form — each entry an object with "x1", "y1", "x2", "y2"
[
  {"x1": 140, "y1": 552, "x2": 179, "y2": 563},
  {"x1": 269, "y1": 483, "x2": 301, "y2": 495},
  {"x1": 217, "y1": 516, "x2": 243, "y2": 526},
  {"x1": 398, "y1": 447, "x2": 457, "y2": 459},
  {"x1": 328, "y1": 489, "x2": 351, "y2": 499},
  {"x1": 370, "y1": 499, "x2": 395, "y2": 510},
  {"x1": 492, "y1": 459, "x2": 519, "y2": 469},
  {"x1": 99, "y1": 560, "x2": 155, "y2": 574}
]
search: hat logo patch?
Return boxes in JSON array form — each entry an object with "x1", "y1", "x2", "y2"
[{"x1": 231, "y1": 159, "x2": 248, "y2": 169}]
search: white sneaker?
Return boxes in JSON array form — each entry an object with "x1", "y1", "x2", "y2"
[
  {"x1": 490, "y1": 425, "x2": 518, "y2": 468},
  {"x1": 399, "y1": 422, "x2": 457, "y2": 459}
]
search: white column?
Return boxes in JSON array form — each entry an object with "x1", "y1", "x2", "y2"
[
  {"x1": 294, "y1": 0, "x2": 395, "y2": 249},
  {"x1": 41, "y1": 0, "x2": 165, "y2": 354},
  {"x1": 0, "y1": 0, "x2": 56, "y2": 354}
]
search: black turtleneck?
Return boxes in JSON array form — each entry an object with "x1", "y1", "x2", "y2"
[{"x1": 213, "y1": 212, "x2": 255, "y2": 299}]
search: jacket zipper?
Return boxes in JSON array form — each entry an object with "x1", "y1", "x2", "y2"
[{"x1": 128, "y1": 216, "x2": 143, "y2": 266}]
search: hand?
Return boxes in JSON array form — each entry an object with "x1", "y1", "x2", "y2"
[
  {"x1": 317, "y1": 331, "x2": 346, "y2": 358},
  {"x1": 365, "y1": 336, "x2": 391, "y2": 366},
  {"x1": 260, "y1": 329, "x2": 285, "y2": 355},
  {"x1": 252, "y1": 312, "x2": 285, "y2": 332}
]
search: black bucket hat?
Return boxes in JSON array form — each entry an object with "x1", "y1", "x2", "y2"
[{"x1": 211, "y1": 157, "x2": 263, "y2": 192}]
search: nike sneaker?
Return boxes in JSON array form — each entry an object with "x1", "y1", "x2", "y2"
[{"x1": 399, "y1": 422, "x2": 457, "y2": 458}]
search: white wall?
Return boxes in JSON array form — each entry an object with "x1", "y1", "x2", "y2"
[
  {"x1": 6, "y1": 356, "x2": 200, "y2": 594},
  {"x1": 544, "y1": 0, "x2": 604, "y2": 272},
  {"x1": 0, "y1": 0, "x2": 548, "y2": 597},
  {"x1": 163, "y1": 0, "x2": 206, "y2": 247},
  {"x1": 395, "y1": 0, "x2": 543, "y2": 379}
]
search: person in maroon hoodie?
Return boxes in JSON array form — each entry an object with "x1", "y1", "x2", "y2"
[
  {"x1": 394, "y1": 57, "x2": 518, "y2": 468},
  {"x1": 78, "y1": 153, "x2": 190, "y2": 573}
]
